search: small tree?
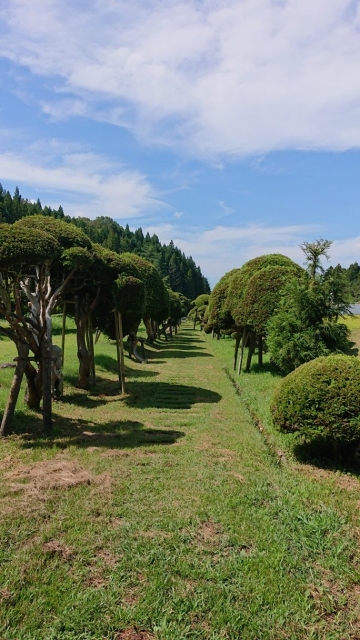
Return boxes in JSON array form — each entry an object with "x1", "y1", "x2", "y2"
[
  {"x1": 300, "y1": 239, "x2": 332, "y2": 279},
  {"x1": 267, "y1": 273, "x2": 354, "y2": 374}
]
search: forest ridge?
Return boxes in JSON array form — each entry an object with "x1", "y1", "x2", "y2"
[{"x1": 0, "y1": 184, "x2": 210, "y2": 300}]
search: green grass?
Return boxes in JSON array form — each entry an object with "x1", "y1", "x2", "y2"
[{"x1": 1, "y1": 321, "x2": 360, "y2": 639}]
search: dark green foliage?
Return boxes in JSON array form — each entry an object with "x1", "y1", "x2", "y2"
[
  {"x1": 121, "y1": 252, "x2": 169, "y2": 321},
  {"x1": 61, "y1": 247, "x2": 93, "y2": 270},
  {"x1": 267, "y1": 276, "x2": 354, "y2": 374},
  {"x1": 206, "y1": 269, "x2": 239, "y2": 332},
  {"x1": 228, "y1": 254, "x2": 297, "y2": 327},
  {"x1": 168, "y1": 290, "x2": 183, "y2": 322},
  {"x1": 192, "y1": 294, "x2": 210, "y2": 308},
  {"x1": 14, "y1": 215, "x2": 91, "y2": 249},
  {"x1": 0, "y1": 224, "x2": 60, "y2": 268},
  {"x1": 242, "y1": 264, "x2": 303, "y2": 335},
  {"x1": 271, "y1": 354, "x2": 360, "y2": 450},
  {"x1": 113, "y1": 275, "x2": 145, "y2": 317}
]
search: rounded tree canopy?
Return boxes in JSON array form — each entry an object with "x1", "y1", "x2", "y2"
[
  {"x1": 206, "y1": 268, "x2": 240, "y2": 332},
  {"x1": 91, "y1": 244, "x2": 141, "y2": 282},
  {"x1": 168, "y1": 290, "x2": 183, "y2": 321},
  {"x1": 15, "y1": 216, "x2": 92, "y2": 249},
  {"x1": 113, "y1": 275, "x2": 145, "y2": 318},
  {"x1": 241, "y1": 264, "x2": 304, "y2": 335},
  {"x1": 228, "y1": 254, "x2": 299, "y2": 327},
  {"x1": 121, "y1": 253, "x2": 169, "y2": 321},
  {"x1": 192, "y1": 294, "x2": 210, "y2": 308},
  {"x1": 0, "y1": 223, "x2": 61, "y2": 269}
]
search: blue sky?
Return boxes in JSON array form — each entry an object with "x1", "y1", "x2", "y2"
[{"x1": 1, "y1": 0, "x2": 360, "y2": 287}]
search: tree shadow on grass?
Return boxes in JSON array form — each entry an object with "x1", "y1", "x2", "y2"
[
  {"x1": 10, "y1": 411, "x2": 185, "y2": 450},
  {"x1": 247, "y1": 362, "x2": 283, "y2": 377},
  {"x1": 124, "y1": 381, "x2": 221, "y2": 409},
  {"x1": 95, "y1": 354, "x2": 160, "y2": 379},
  {"x1": 156, "y1": 350, "x2": 213, "y2": 359},
  {"x1": 292, "y1": 437, "x2": 360, "y2": 476}
]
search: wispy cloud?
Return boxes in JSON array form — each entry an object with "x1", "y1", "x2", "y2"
[
  {"x1": 143, "y1": 221, "x2": 360, "y2": 286},
  {"x1": 2, "y1": 0, "x2": 360, "y2": 158},
  {"x1": 0, "y1": 133, "x2": 160, "y2": 218}
]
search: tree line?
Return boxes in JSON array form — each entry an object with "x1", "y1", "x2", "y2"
[
  {"x1": 0, "y1": 214, "x2": 189, "y2": 437},
  {"x1": 0, "y1": 184, "x2": 210, "y2": 300}
]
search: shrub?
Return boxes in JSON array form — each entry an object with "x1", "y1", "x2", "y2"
[
  {"x1": 271, "y1": 354, "x2": 360, "y2": 457},
  {"x1": 267, "y1": 277, "x2": 354, "y2": 373}
]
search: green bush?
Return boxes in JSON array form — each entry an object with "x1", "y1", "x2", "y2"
[
  {"x1": 0, "y1": 224, "x2": 61, "y2": 266},
  {"x1": 271, "y1": 355, "x2": 360, "y2": 455},
  {"x1": 267, "y1": 277, "x2": 354, "y2": 373},
  {"x1": 15, "y1": 216, "x2": 91, "y2": 249}
]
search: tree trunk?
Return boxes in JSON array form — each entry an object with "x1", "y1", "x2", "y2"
[
  {"x1": 24, "y1": 361, "x2": 42, "y2": 409},
  {"x1": 233, "y1": 329, "x2": 241, "y2": 370},
  {"x1": 238, "y1": 327, "x2": 248, "y2": 374},
  {"x1": 245, "y1": 331, "x2": 256, "y2": 372},
  {"x1": 42, "y1": 336, "x2": 52, "y2": 433},
  {"x1": 88, "y1": 312, "x2": 96, "y2": 387},
  {"x1": 61, "y1": 304, "x2": 66, "y2": 368},
  {"x1": 114, "y1": 310, "x2": 122, "y2": 389},
  {"x1": 0, "y1": 343, "x2": 29, "y2": 437},
  {"x1": 75, "y1": 296, "x2": 91, "y2": 390},
  {"x1": 144, "y1": 317, "x2": 155, "y2": 342},
  {"x1": 258, "y1": 334, "x2": 263, "y2": 367},
  {"x1": 118, "y1": 311, "x2": 126, "y2": 395}
]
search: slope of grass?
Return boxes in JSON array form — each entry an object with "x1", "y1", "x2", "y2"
[{"x1": 0, "y1": 322, "x2": 360, "y2": 639}]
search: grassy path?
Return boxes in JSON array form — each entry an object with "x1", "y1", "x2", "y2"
[{"x1": 1, "y1": 325, "x2": 360, "y2": 639}]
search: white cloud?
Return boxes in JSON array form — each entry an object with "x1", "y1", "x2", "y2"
[
  {"x1": 0, "y1": 135, "x2": 160, "y2": 218},
  {"x1": 2, "y1": 0, "x2": 360, "y2": 157},
  {"x1": 144, "y1": 221, "x2": 360, "y2": 286},
  {"x1": 173, "y1": 211, "x2": 183, "y2": 218}
]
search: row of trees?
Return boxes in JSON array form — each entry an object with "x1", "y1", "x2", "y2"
[
  {"x1": 204, "y1": 240, "x2": 355, "y2": 374},
  {"x1": 0, "y1": 216, "x2": 188, "y2": 437},
  {"x1": 0, "y1": 185, "x2": 210, "y2": 300}
]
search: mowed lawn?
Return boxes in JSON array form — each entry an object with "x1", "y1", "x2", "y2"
[{"x1": 1, "y1": 322, "x2": 360, "y2": 639}]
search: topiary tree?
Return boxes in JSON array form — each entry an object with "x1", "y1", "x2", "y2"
[
  {"x1": 205, "y1": 269, "x2": 239, "y2": 336},
  {"x1": 271, "y1": 354, "x2": 360, "y2": 463},
  {"x1": 168, "y1": 290, "x2": 183, "y2": 334},
  {"x1": 112, "y1": 275, "x2": 145, "y2": 392},
  {"x1": 189, "y1": 293, "x2": 210, "y2": 329},
  {"x1": 120, "y1": 253, "x2": 169, "y2": 341},
  {"x1": 15, "y1": 216, "x2": 93, "y2": 393},
  {"x1": 225, "y1": 254, "x2": 302, "y2": 372},
  {"x1": 0, "y1": 222, "x2": 82, "y2": 434}
]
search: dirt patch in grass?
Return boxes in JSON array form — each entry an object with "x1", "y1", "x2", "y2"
[
  {"x1": 43, "y1": 539, "x2": 74, "y2": 561},
  {"x1": 195, "y1": 520, "x2": 224, "y2": 546},
  {"x1": 5, "y1": 456, "x2": 92, "y2": 495},
  {"x1": 122, "y1": 590, "x2": 140, "y2": 606},
  {"x1": 0, "y1": 588, "x2": 12, "y2": 600},
  {"x1": 95, "y1": 548, "x2": 119, "y2": 567},
  {"x1": 85, "y1": 568, "x2": 107, "y2": 589},
  {"x1": 295, "y1": 464, "x2": 360, "y2": 491},
  {"x1": 139, "y1": 530, "x2": 172, "y2": 539},
  {"x1": 114, "y1": 629, "x2": 154, "y2": 640}
]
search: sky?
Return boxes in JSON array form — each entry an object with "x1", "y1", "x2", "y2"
[{"x1": 1, "y1": 0, "x2": 360, "y2": 287}]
